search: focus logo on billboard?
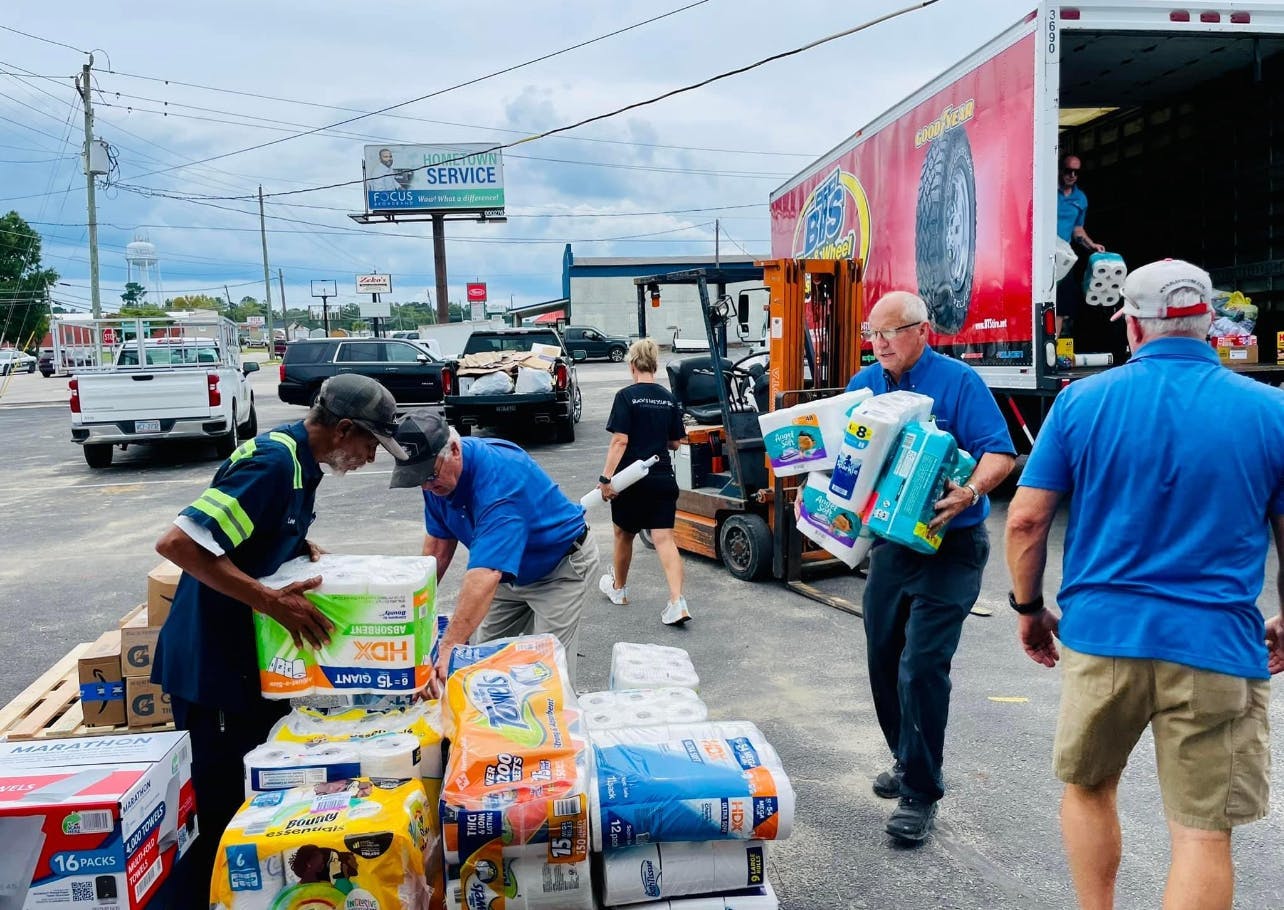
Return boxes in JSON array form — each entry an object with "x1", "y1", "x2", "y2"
[
  {"x1": 791, "y1": 167, "x2": 871, "y2": 265},
  {"x1": 913, "y1": 99, "x2": 976, "y2": 148}
]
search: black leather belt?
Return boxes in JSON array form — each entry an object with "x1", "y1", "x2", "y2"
[{"x1": 564, "y1": 525, "x2": 590, "y2": 560}]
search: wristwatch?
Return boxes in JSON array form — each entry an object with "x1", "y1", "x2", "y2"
[
  {"x1": 598, "y1": 474, "x2": 611, "y2": 484},
  {"x1": 1008, "y1": 591, "x2": 1045, "y2": 615},
  {"x1": 964, "y1": 483, "x2": 980, "y2": 506}
]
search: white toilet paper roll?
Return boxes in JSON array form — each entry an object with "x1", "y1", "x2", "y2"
[
  {"x1": 243, "y1": 743, "x2": 362, "y2": 798},
  {"x1": 624, "y1": 881, "x2": 779, "y2": 910},
  {"x1": 357, "y1": 732, "x2": 422, "y2": 780},
  {"x1": 602, "y1": 841, "x2": 769, "y2": 906},
  {"x1": 581, "y1": 688, "x2": 710, "y2": 731}
]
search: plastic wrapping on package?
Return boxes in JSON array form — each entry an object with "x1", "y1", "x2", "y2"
[
  {"x1": 1082, "y1": 251, "x2": 1127, "y2": 306},
  {"x1": 579, "y1": 687, "x2": 709, "y2": 732},
  {"x1": 609, "y1": 642, "x2": 700, "y2": 691},
  {"x1": 796, "y1": 471, "x2": 874, "y2": 568},
  {"x1": 827, "y1": 391, "x2": 933, "y2": 511},
  {"x1": 449, "y1": 844, "x2": 594, "y2": 910},
  {"x1": 269, "y1": 700, "x2": 445, "y2": 780},
  {"x1": 862, "y1": 423, "x2": 976, "y2": 554},
  {"x1": 757, "y1": 389, "x2": 872, "y2": 475},
  {"x1": 625, "y1": 881, "x2": 779, "y2": 910},
  {"x1": 255, "y1": 554, "x2": 437, "y2": 699},
  {"x1": 602, "y1": 841, "x2": 769, "y2": 906},
  {"x1": 243, "y1": 742, "x2": 362, "y2": 799}
]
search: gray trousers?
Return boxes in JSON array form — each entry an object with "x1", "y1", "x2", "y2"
[{"x1": 477, "y1": 540, "x2": 599, "y2": 683}]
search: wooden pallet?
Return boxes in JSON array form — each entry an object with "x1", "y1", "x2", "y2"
[{"x1": 0, "y1": 644, "x2": 171, "y2": 741}]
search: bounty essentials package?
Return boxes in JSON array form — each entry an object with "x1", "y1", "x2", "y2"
[
  {"x1": 757, "y1": 389, "x2": 872, "y2": 475},
  {"x1": 863, "y1": 421, "x2": 977, "y2": 554},
  {"x1": 828, "y1": 391, "x2": 933, "y2": 510},
  {"x1": 609, "y1": 642, "x2": 700, "y2": 691},
  {"x1": 590, "y1": 726, "x2": 795, "y2": 850},
  {"x1": 212, "y1": 777, "x2": 432, "y2": 910},
  {"x1": 269, "y1": 702, "x2": 446, "y2": 780},
  {"x1": 0, "y1": 731, "x2": 196, "y2": 909},
  {"x1": 795, "y1": 472, "x2": 873, "y2": 569},
  {"x1": 1082, "y1": 251, "x2": 1127, "y2": 307},
  {"x1": 602, "y1": 841, "x2": 769, "y2": 906},
  {"x1": 579, "y1": 688, "x2": 709, "y2": 732},
  {"x1": 255, "y1": 554, "x2": 438, "y2": 699}
]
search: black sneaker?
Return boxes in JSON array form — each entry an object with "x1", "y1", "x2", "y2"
[
  {"x1": 872, "y1": 761, "x2": 904, "y2": 799},
  {"x1": 885, "y1": 797, "x2": 937, "y2": 843}
]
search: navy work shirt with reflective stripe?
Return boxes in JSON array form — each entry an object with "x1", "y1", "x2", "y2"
[{"x1": 153, "y1": 421, "x2": 322, "y2": 709}]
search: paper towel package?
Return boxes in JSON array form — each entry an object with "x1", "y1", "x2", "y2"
[
  {"x1": 0, "y1": 731, "x2": 197, "y2": 909},
  {"x1": 1082, "y1": 250, "x2": 1127, "y2": 307},
  {"x1": 602, "y1": 841, "x2": 769, "y2": 906},
  {"x1": 449, "y1": 844, "x2": 594, "y2": 910},
  {"x1": 211, "y1": 777, "x2": 432, "y2": 910},
  {"x1": 757, "y1": 389, "x2": 872, "y2": 475},
  {"x1": 626, "y1": 881, "x2": 779, "y2": 910},
  {"x1": 796, "y1": 472, "x2": 873, "y2": 568},
  {"x1": 827, "y1": 391, "x2": 933, "y2": 510},
  {"x1": 255, "y1": 554, "x2": 437, "y2": 699},
  {"x1": 610, "y1": 642, "x2": 700, "y2": 691},
  {"x1": 590, "y1": 722, "x2": 784, "y2": 769},
  {"x1": 862, "y1": 422, "x2": 976, "y2": 554},
  {"x1": 580, "y1": 688, "x2": 709, "y2": 732},
  {"x1": 269, "y1": 701, "x2": 445, "y2": 780}
]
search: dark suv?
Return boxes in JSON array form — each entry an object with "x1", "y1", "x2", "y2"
[
  {"x1": 561, "y1": 325, "x2": 630, "y2": 362},
  {"x1": 278, "y1": 337, "x2": 444, "y2": 407}
]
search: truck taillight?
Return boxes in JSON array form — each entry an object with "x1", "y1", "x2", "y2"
[
  {"x1": 554, "y1": 364, "x2": 568, "y2": 391},
  {"x1": 1200, "y1": 11, "x2": 1220, "y2": 23},
  {"x1": 279, "y1": 362, "x2": 286, "y2": 383},
  {"x1": 441, "y1": 367, "x2": 455, "y2": 397},
  {"x1": 1169, "y1": 10, "x2": 1190, "y2": 22},
  {"x1": 1230, "y1": 12, "x2": 1250, "y2": 23},
  {"x1": 69, "y1": 378, "x2": 80, "y2": 414},
  {"x1": 1044, "y1": 308, "x2": 1057, "y2": 340},
  {"x1": 1059, "y1": 8, "x2": 1080, "y2": 19},
  {"x1": 207, "y1": 373, "x2": 221, "y2": 407}
]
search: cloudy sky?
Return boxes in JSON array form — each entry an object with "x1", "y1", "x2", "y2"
[{"x1": 1, "y1": 0, "x2": 1036, "y2": 316}]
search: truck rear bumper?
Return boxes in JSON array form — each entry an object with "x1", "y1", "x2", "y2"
[
  {"x1": 445, "y1": 393, "x2": 569, "y2": 428},
  {"x1": 72, "y1": 416, "x2": 229, "y2": 445}
]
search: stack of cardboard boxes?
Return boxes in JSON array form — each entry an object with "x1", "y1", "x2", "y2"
[{"x1": 75, "y1": 560, "x2": 180, "y2": 731}]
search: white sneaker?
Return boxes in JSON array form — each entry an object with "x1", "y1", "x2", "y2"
[
  {"x1": 662, "y1": 597, "x2": 692, "y2": 626},
  {"x1": 599, "y1": 574, "x2": 628, "y2": 605}
]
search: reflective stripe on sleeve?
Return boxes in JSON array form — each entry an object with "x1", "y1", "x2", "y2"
[{"x1": 190, "y1": 487, "x2": 254, "y2": 548}]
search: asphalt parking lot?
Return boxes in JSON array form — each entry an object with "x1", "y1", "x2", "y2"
[{"x1": 0, "y1": 357, "x2": 1281, "y2": 908}]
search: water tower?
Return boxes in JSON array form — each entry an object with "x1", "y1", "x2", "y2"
[{"x1": 124, "y1": 233, "x2": 164, "y2": 304}]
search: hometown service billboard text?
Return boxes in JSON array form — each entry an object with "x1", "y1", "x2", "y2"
[
  {"x1": 769, "y1": 34, "x2": 1035, "y2": 367},
  {"x1": 364, "y1": 144, "x2": 505, "y2": 214}
]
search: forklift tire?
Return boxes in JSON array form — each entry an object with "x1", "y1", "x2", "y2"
[
  {"x1": 718, "y1": 513, "x2": 772, "y2": 581},
  {"x1": 915, "y1": 125, "x2": 976, "y2": 335},
  {"x1": 83, "y1": 443, "x2": 113, "y2": 469}
]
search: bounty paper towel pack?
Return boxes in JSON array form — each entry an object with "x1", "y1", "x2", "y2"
[
  {"x1": 609, "y1": 642, "x2": 700, "y2": 691},
  {"x1": 757, "y1": 389, "x2": 871, "y2": 476},
  {"x1": 579, "y1": 688, "x2": 709, "y2": 732},
  {"x1": 862, "y1": 422, "x2": 977, "y2": 554},
  {"x1": 602, "y1": 840, "x2": 769, "y2": 906},
  {"x1": 795, "y1": 472, "x2": 873, "y2": 569},
  {"x1": 827, "y1": 391, "x2": 933, "y2": 510},
  {"x1": 255, "y1": 554, "x2": 437, "y2": 699},
  {"x1": 1082, "y1": 251, "x2": 1127, "y2": 307}
]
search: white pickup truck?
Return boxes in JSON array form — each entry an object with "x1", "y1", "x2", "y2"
[{"x1": 69, "y1": 316, "x2": 260, "y2": 468}]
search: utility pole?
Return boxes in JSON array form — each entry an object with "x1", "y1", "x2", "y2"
[
  {"x1": 77, "y1": 56, "x2": 101, "y2": 318},
  {"x1": 432, "y1": 213, "x2": 449, "y2": 324},
  {"x1": 223, "y1": 285, "x2": 233, "y2": 313},
  {"x1": 714, "y1": 218, "x2": 720, "y2": 270},
  {"x1": 258, "y1": 186, "x2": 273, "y2": 337},
  {"x1": 277, "y1": 269, "x2": 287, "y2": 343}
]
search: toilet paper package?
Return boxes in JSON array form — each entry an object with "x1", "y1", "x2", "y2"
[
  {"x1": 610, "y1": 642, "x2": 700, "y2": 691},
  {"x1": 602, "y1": 840, "x2": 769, "y2": 906},
  {"x1": 269, "y1": 700, "x2": 446, "y2": 779},
  {"x1": 580, "y1": 687, "x2": 709, "y2": 732},
  {"x1": 627, "y1": 881, "x2": 779, "y2": 910},
  {"x1": 211, "y1": 777, "x2": 433, "y2": 910},
  {"x1": 590, "y1": 727, "x2": 794, "y2": 850},
  {"x1": 758, "y1": 389, "x2": 872, "y2": 475},
  {"x1": 243, "y1": 742, "x2": 363, "y2": 799},
  {"x1": 255, "y1": 554, "x2": 438, "y2": 699},
  {"x1": 827, "y1": 391, "x2": 933, "y2": 510},
  {"x1": 796, "y1": 471, "x2": 874, "y2": 568},
  {"x1": 450, "y1": 844, "x2": 594, "y2": 910},
  {"x1": 1082, "y1": 251, "x2": 1127, "y2": 306}
]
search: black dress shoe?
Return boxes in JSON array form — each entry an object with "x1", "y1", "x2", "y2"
[
  {"x1": 886, "y1": 796, "x2": 937, "y2": 842},
  {"x1": 872, "y1": 761, "x2": 904, "y2": 799}
]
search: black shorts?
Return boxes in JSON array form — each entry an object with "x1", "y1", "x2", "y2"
[{"x1": 610, "y1": 473, "x2": 679, "y2": 533}]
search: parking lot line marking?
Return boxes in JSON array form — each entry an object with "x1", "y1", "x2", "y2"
[{"x1": 987, "y1": 696, "x2": 1029, "y2": 703}]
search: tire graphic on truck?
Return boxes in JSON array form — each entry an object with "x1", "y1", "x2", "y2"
[{"x1": 914, "y1": 126, "x2": 976, "y2": 335}]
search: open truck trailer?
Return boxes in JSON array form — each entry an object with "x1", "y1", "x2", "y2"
[{"x1": 769, "y1": 1, "x2": 1284, "y2": 452}]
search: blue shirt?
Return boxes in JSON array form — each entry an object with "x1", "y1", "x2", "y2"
[
  {"x1": 846, "y1": 346, "x2": 1015, "y2": 528},
  {"x1": 1020, "y1": 338, "x2": 1284, "y2": 679},
  {"x1": 154, "y1": 421, "x2": 322, "y2": 709},
  {"x1": 423, "y1": 438, "x2": 586, "y2": 586},
  {"x1": 1056, "y1": 186, "x2": 1088, "y2": 243}
]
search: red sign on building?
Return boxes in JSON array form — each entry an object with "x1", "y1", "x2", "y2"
[{"x1": 466, "y1": 282, "x2": 487, "y2": 303}]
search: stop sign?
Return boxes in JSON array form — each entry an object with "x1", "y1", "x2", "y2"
[{"x1": 102, "y1": 328, "x2": 116, "y2": 345}]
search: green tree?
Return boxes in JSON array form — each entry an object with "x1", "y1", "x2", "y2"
[
  {"x1": 118, "y1": 304, "x2": 168, "y2": 318},
  {"x1": 0, "y1": 211, "x2": 58, "y2": 349},
  {"x1": 168, "y1": 294, "x2": 225, "y2": 312},
  {"x1": 121, "y1": 281, "x2": 147, "y2": 306}
]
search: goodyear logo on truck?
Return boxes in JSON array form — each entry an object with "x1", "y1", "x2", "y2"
[
  {"x1": 791, "y1": 166, "x2": 871, "y2": 265},
  {"x1": 914, "y1": 99, "x2": 976, "y2": 148}
]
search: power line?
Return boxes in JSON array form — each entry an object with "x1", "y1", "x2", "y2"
[{"x1": 0, "y1": 24, "x2": 88, "y2": 56}]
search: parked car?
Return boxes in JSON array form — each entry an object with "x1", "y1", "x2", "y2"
[
  {"x1": 561, "y1": 325, "x2": 630, "y2": 362},
  {"x1": 0, "y1": 350, "x2": 36, "y2": 375},
  {"x1": 278, "y1": 337, "x2": 445, "y2": 407}
]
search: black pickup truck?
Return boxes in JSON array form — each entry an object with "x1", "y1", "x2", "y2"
[
  {"x1": 277, "y1": 337, "x2": 445, "y2": 407},
  {"x1": 442, "y1": 328, "x2": 585, "y2": 442}
]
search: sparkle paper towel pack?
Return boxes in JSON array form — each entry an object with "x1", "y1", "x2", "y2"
[
  {"x1": 255, "y1": 554, "x2": 437, "y2": 698},
  {"x1": 757, "y1": 389, "x2": 872, "y2": 475}
]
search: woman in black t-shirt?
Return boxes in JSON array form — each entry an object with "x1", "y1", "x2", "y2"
[{"x1": 596, "y1": 338, "x2": 690, "y2": 626}]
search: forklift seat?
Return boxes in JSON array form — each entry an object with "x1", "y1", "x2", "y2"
[{"x1": 667, "y1": 355, "x2": 734, "y2": 425}]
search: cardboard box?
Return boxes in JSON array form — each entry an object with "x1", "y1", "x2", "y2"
[
  {"x1": 146, "y1": 560, "x2": 181, "y2": 627},
  {"x1": 1056, "y1": 337, "x2": 1075, "y2": 360},
  {"x1": 1214, "y1": 335, "x2": 1259, "y2": 364},
  {"x1": 120, "y1": 606, "x2": 160, "y2": 679},
  {"x1": 77, "y1": 630, "x2": 126, "y2": 728},
  {"x1": 125, "y1": 677, "x2": 173, "y2": 728},
  {"x1": 0, "y1": 731, "x2": 196, "y2": 908},
  {"x1": 118, "y1": 602, "x2": 146, "y2": 629}
]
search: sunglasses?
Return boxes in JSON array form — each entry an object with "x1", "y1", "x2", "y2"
[
  {"x1": 1062, "y1": 167, "x2": 1079, "y2": 175},
  {"x1": 862, "y1": 321, "x2": 924, "y2": 342}
]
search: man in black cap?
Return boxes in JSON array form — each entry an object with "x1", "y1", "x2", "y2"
[
  {"x1": 390, "y1": 410, "x2": 597, "y2": 690},
  {"x1": 151, "y1": 373, "x2": 405, "y2": 905}
]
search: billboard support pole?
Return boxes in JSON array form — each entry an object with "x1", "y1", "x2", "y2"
[{"x1": 432, "y1": 214, "x2": 449, "y2": 325}]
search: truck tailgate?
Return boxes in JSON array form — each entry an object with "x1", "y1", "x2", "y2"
[
  {"x1": 77, "y1": 371, "x2": 214, "y2": 422},
  {"x1": 446, "y1": 392, "x2": 557, "y2": 407}
]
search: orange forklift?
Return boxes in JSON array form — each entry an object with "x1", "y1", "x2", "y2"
[{"x1": 632, "y1": 258, "x2": 868, "y2": 614}]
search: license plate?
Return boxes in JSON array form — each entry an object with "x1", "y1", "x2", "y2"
[
  {"x1": 496, "y1": 405, "x2": 517, "y2": 412},
  {"x1": 134, "y1": 419, "x2": 161, "y2": 433}
]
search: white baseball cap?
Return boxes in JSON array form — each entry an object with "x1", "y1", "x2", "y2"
[{"x1": 1111, "y1": 258, "x2": 1213, "y2": 321}]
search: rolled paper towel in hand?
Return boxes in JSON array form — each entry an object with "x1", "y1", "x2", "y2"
[
  {"x1": 357, "y1": 732, "x2": 423, "y2": 780},
  {"x1": 582, "y1": 455, "x2": 661, "y2": 508},
  {"x1": 602, "y1": 841, "x2": 769, "y2": 906},
  {"x1": 243, "y1": 742, "x2": 362, "y2": 798},
  {"x1": 610, "y1": 642, "x2": 699, "y2": 690},
  {"x1": 580, "y1": 687, "x2": 708, "y2": 731}
]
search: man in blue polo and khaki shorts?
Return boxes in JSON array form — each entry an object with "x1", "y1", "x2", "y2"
[{"x1": 1005, "y1": 258, "x2": 1284, "y2": 909}]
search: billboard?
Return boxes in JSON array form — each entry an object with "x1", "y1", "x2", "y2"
[
  {"x1": 770, "y1": 34, "x2": 1036, "y2": 367},
  {"x1": 363, "y1": 144, "x2": 505, "y2": 214},
  {"x1": 357, "y1": 274, "x2": 392, "y2": 295},
  {"x1": 466, "y1": 282, "x2": 487, "y2": 303}
]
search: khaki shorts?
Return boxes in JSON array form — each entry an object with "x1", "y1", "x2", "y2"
[{"x1": 1053, "y1": 645, "x2": 1271, "y2": 830}]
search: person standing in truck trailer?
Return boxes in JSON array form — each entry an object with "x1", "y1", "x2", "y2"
[
  {"x1": 846, "y1": 291, "x2": 1016, "y2": 844},
  {"x1": 1006, "y1": 258, "x2": 1284, "y2": 910},
  {"x1": 1055, "y1": 154, "x2": 1106, "y2": 337},
  {"x1": 150, "y1": 374, "x2": 406, "y2": 905}
]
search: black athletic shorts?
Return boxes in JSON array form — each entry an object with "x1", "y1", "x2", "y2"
[{"x1": 611, "y1": 472, "x2": 679, "y2": 533}]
